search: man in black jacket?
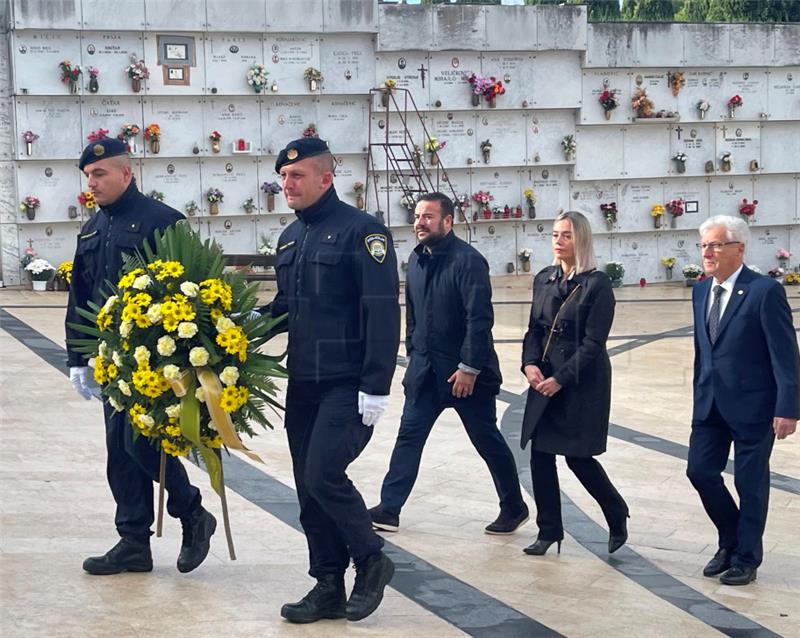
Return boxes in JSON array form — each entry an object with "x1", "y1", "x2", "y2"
[
  {"x1": 257, "y1": 137, "x2": 400, "y2": 623},
  {"x1": 66, "y1": 139, "x2": 215, "y2": 576},
  {"x1": 369, "y1": 192, "x2": 528, "y2": 534}
]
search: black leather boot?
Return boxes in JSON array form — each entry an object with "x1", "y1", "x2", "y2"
[
  {"x1": 280, "y1": 575, "x2": 347, "y2": 623},
  {"x1": 177, "y1": 508, "x2": 217, "y2": 573},
  {"x1": 82, "y1": 538, "x2": 153, "y2": 575},
  {"x1": 346, "y1": 552, "x2": 395, "y2": 621}
]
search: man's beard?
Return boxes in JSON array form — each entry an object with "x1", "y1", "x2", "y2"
[{"x1": 418, "y1": 220, "x2": 446, "y2": 245}]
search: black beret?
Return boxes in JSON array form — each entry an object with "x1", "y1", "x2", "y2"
[
  {"x1": 78, "y1": 138, "x2": 129, "y2": 170},
  {"x1": 275, "y1": 137, "x2": 330, "y2": 173}
]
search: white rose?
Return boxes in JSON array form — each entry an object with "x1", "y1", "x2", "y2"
[
  {"x1": 165, "y1": 404, "x2": 181, "y2": 419},
  {"x1": 157, "y1": 335, "x2": 177, "y2": 356},
  {"x1": 98, "y1": 340, "x2": 109, "y2": 360},
  {"x1": 216, "y1": 316, "x2": 236, "y2": 333},
  {"x1": 177, "y1": 322, "x2": 198, "y2": 339},
  {"x1": 132, "y1": 274, "x2": 152, "y2": 290},
  {"x1": 112, "y1": 351, "x2": 123, "y2": 368},
  {"x1": 195, "y1": 387, "x2": 206, "y2": 403},
  {"x1": 108, "y1": 397, "x2": 124, "y2": 412},
  {"x1": 119, "y1": 320, "x2": 132, "y2": 338},
  {"x1": 189, "y1": 347, "x2": 209, "y2": 367},
  {"x1": 102, "y1": 295, "x2": 118, "y2": 314},
  {"x1": 146, "y1": 303, "x2": 163, "y2": 324},
  {"x1": 180, "y1": 281, "x2": 199, "y2": 297},
  {"x1": 117, "y1": 379, "x2": 132, "y2": 396},
  {"x1": 162, "y1": 364, "x2": 181, "y2": 381},
  {"x1": 219, "y1": 366, "x2": 240, "y2": 386},
  {"x1": 133, "y1": 345, "x2": 151, "y2": 365},
  {"x1": 138, "y1": 414, "x2": 155, "y2": 429}
]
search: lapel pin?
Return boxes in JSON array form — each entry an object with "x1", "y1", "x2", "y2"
[{"x1": 737, "y1": 290, "x2": 743, "y2": 295}]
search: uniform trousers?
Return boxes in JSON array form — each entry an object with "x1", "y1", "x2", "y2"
[{"x1": 285, "y1": 379, "x2": 384, "y2": 579}]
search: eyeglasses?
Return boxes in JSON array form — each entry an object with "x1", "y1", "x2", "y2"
[{"x1": 696, "y1": 241, "x2": 741, "y2": 252}]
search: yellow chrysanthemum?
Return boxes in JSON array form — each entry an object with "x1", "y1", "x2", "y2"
[
  {"x1": 161, "y1": 439, "x2": 191, "y2": 457},
  {"x1": 96, "y1": 308, "x2": 113, "y2": 331},
  {"x1": 117, "y1": 268, "x2": 146, "y2": 290},
  {"x1": 106, "y1": 363, "x2": 118, "y2": 381},
  {"x1": 93, "y1": 359, "x2": 108, "y2": 384},
  {"x1": 219, "y1": 385, "x2": 249, "y2": 413}
]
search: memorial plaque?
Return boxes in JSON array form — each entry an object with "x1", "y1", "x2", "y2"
[
  {"x1": 767, "y1": 68, "x2": 800, "y2": 120},
  {"x1": 79, "y1": 32, "x2": 146, "y2": 95},
  {"x1": 261, "y1": 97, "x2": 318, "y2": 154},
  {"x1": 471, "y1": 167, "x2": 521, "y2": 216},
  {"x1": 669, "y1": 123, "x2": 715, "y2": 176},
  {"x1": 206, "y1": 0, "x2": 267, "y2": 32},
  {"x1": 200, "y1": 158, "x2": 260, "y2": 216},
  {"x1": 528, "y1": 110, "x2": 578, "y2": 167},
  {"x1": 203, "y1": 98, "x2": 262, "y2": 155},
  {"x1": 140, "y1": 158, "x2": 202, "y2": 214},
  {"x1": 517, "y1": 219, "x2": 559, "y2": 274},
  {"x1": 570, "y1": 180, "x2": 618, "y2": 234},
  {"x1": 715, "y1": 122, "x2": 760, "y2": 176},
  {"x1": 760, "y1": 122, "x2": 800, "y2": 174},
  {"x1": 268, "y1": 0, "x2": 324, "y2": 32},
  {"x1": 485, "y1": 8, "x2": 538, "y2": 52},
  {"x1": 531, "y1": 52, "x2": 582, "y2": 108},
  {"x1": 676, "y1": 70, "x2": 726, "y2": 122},
  {"x1": 204, "y1": 35, "x2": 265, "y2": 95},
  {"x1": 375, "y1": 52, "x2": 432, "y2": 111},
  {"x1": 369, "y1": 114, "x2": 425, "y2": 149},
  {"x1": 319, "y1": 35, "x2": 375, "y2": 94},
  {"x1": 618, "y1": 180, "x2": 665, "y2": 232},
  {"x1": 144, "y1": 0, "x2": 205, "y2": 31},
  {"x1": 581, "y1": 70, "x2": 629, "y2": 125},
  {"x1": 12, "y1": 1, "x2": 80, "y2": 29},
  {"x1": 624, "y1": 124, "x2": 671, "y2": 179},
  {"x1": 573, "y1": 125, "x2": 622, "y2": 180},
  {"x1": 469, "y1": 221, "x2": 517, "y2": 276},
  {"x1": 142, "y1": 33, "x2": 205, "y2": 95},
  {"x1": 663, "y1": 178, "x2": 709, "y2": 231},
  {"x1": 432, "y1": 5, "x2": 485, "y2": 51},
  {"x1": 683, "y1": 25, "x2": 729, "y2": 67},
  {"x1": 585, "y1": 23, "x2": 636, "y2": 68},
  {"x1": 628, "y1": 69, "x2": 675, "y2": 117},
  {"x1": 142, "y1": 97, "x2": 204, "y2": 157},
  {"x1": 523, "y1": 166, "x2": 569, "y2": 220},
  {"x1": 317, "y1": 96, "x2": 370, "y2": 154},
  {"x1": 203, "y1": 217, "x2": 259, "y2": 254},
  {"x1": 536, "y1": 5, "x2": 587, "y2": 51},
  {"x1": 13, "y1": 31, "x2": 83, "y2": 95},
  {"x1": 729, "y1": 24, "x2": 774, "y2": 67},
  {"x1": 708, "y1": 176, "x2": 753, "y2": 219},
  {"x1": 373, "y1": 177, "x2": 412, "y2": 227},
  {"x1": 428, "y1": 52, "x2": 482, "y2": 112},
  {"x1": 611, "y1": 233, "x2": 660, "y2": 284},
  {"x1": 15, "y1": 97, "x2": 83, "y2": 159},
  {"x1": 656, "y1": 231, "x2": 701, "y2": 280},
  {"x1": 82, "y1": 97, "x2": 145, "y2": 155},
  {"x1": 723, "y1": 69, "x2": 768, "y2": 120},
  {"x1": 481, "y1": 54, "x2": 535, "y2": 110},
  {"x1": 439, "y1": 168, "x2": 471, "y2": 218},
  {"x1": 15, "y1": 162, "x2": 82, "y2": 224},
  {"x1": 264, "y1": 35, "x2": 319, "y2": 95},
  {"x1": 752, "y1": 176, "x2": 798, "y2": 226},
  {"x1": 749, "y1": 227, "x2": 791, "y2": 270},
  {"x1": 18, "y1": 222, "x2": 82, "y2": 269},
  {"x1": 329, "y1": 154, "x2": 368, "y2": 209},
  {"x1": 429, "y1": 112, "x2": 477, "y2": 169}
]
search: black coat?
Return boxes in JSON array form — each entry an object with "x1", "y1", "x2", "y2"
[
  {"x1": 403, "y1": 231, "x2": 501, "y2": 402},
  {"x1": 263, "y1": 187, "x2": 400, "y2": 396},
  {"x1": 521, "y1": 266, "x2": 615, "y2": 457},
  {"x1": 65, "y1": 180, "x2": 184, "y2": 367}
]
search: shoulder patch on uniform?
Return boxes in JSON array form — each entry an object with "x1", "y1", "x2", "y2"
[
  {"x1": 278, "y1": 240, "x2": 296, "y2": 251},
  {"x1": 364, "y1": 233, "x2": 387, "y2": 264},
  {"x1": 79, "y1": 230, "x2": 98, "y2": 240}
]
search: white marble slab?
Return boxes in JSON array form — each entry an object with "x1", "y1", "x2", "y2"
[
  {"x1": 15, "y1": 161, "x2": 83, "y2": 225},
  {"x1": 142, "y1": 33, "x2": 205, "y2": 96},
  {"x1": 17, "y1": 221, "x2": 82, "y2": 272},
  {"x1": 374, "y1": 52, "x2": 431, "y2": 111},
  {"x1": 708, "y1": 176, "x2": 755, "y2": 219},
  {"x1": 662, "y1": 178, "x2": 709, "y2": 231},
  {"x1": 204, "y1": 35, "x2": 265, "y2": 96},
  {"x1": 206, "y1": 0, "x2": 267, "y2": 32},
  {"x1": 78, "y1": 32, "x2": 146, "y2": 96},
  {"x1": 624, "y1": 123, "x2": 671, "y2": 179},
  {"x1": 656, "y1": 230, "x2": 702, "y2": 281},
  {"x1": 201, "y1": 216, "x2": 260, "y2": 254},
  {"x1": 199, "y1": 157, "x2": 260, "y2": 216},
  {"x1": 316, "y1": 96, "x2": 370, "y2": 154},
  {"x1": 263, "y1": 35, "x2": 320, "y2": 95},
  {"x1": 767, "y1": 68, "x2": 800, "y2": 120},
  {"x1": 428, "y1": 52, "x2": 482, "y2": 112},
  {"x1": 573, "y1": 124, "x2": 622, "y2": 180},
  {"x1": 580, "y1": 70, "x2": 630, "y2": 125},
  {"x1": 141, "y1": 96, "x2": 204, "y2": 157},
  {"x1": 81, "y1": 96, "x2": 145, "y2": 154},
  {"x1": 261, "y1": 96, "x2": 317, "y2": 155},
  {"x1": 723, "y1": 69, "x2": 768, "y2": 121},
  {"x1": 12, "y1": 0, "x2": 81, "y2": 29},
  {"x1": 617, "y1": 180, "x2": 665, "y2": 233},
  {"x1": 714, "y1": 121, "x2": 761, "y2": 176},
  {"x1": 570, "y1": 180, "x2": 618, "y2": 234},
  {"x1": 15, "y1": 97, "x2": 83, "y2": 160},
  {"x1": 481, "y1": 53, "x2": 535, "y2": 111},
  {"x1": 752, "y1": 175, "x2": 798, "y2": 227},
  {"x1": 13, "y1": 30, "x2": 83, "y2": 96},
  {"x1": 528, "y1": 110, "x2": 577, "y2": 167},
  {"x1": 202, "y1": 97, "x2": 262, "y2": 156},
  {"x1": 668, "y1": 123, "x2": 715, "y2": 177},
  {"x1": 144, "y1": 0, "x2": 205, "y2": 31},
  {"x1": 610, "y1": 233, "x2": 661, "y2": 284},
  {"x1": 531, "y1": 52, "x2": 582, "y2": 109},
  {"x1": 139, "y1": 158, "x2": 203, "y2": 215},
  {"x1": 760, "y1": 122, "x2": 800, "y2": 174},
  {"x1": 319, "y1": 34, "x2": 375, "y2": 95},
  {"x1": 268, "y1": 0, "x2": 324, "y2": 32},
  {"x1": 428, "y1": 111, "x2": 477, "y2": 169}
]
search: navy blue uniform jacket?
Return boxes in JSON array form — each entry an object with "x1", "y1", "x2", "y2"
[
  {"x1": 403, "y1": 231, "x2": 502, "y2": 401},
  {"x1": 265, "y1": 187, "x2": 400, "y2": 396},
  {"x1": 65, "y1": 180, "x2": 184, "y2": 367},
  {"x1": 692, "y1": 265, "x2": 800, "y2": 425}
]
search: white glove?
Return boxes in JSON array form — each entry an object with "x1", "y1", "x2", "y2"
[
  {"x1": 358, "y1": 391, "x2": 389, "y2": 427},
  {"x1": 69, "y1": 366, "x2": 93, "y2": 401}
]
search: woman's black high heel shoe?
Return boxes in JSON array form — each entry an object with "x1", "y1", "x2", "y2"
[
  {"x1": 523, "y1": 539, "x2": 562, "y2": 556},
  {"x1": 608, "y1": 514, "x2": 630, "y2": 554}
]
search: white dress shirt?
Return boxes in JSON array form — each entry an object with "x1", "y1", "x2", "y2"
[{"x1": 706, "y1": 264, "x2": 744, "y2": 323}]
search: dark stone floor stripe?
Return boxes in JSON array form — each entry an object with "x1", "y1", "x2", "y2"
[{"x1": 0, "y1": 308, "x2": 563, "y2": 638}]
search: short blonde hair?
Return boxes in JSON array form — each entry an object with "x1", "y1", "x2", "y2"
[{"x1": 552, "y1": 211, "x2": 598, "y2": 274}]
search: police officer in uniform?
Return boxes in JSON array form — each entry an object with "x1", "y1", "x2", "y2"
[
  {"x1": 66, "y1": 139, "x2": 216, "y2": 575},
  {"x1": 257, "y1": 138, "x2": 400, "y2": 623}
]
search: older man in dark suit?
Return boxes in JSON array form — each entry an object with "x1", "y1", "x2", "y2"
[{"x1": 687, "y1": 215, "x2": 799, "y2": 586}]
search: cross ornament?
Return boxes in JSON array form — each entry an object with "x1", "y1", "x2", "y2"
[
  {"x1": 27, "y1": 239, "x2": 34, "y2": 248},
  {"x1": 417, "y1": 64, "x2": 427, "y2": 88},
  {"x1": 674, "y1": 125, "x2": 683, "y2": 140}
]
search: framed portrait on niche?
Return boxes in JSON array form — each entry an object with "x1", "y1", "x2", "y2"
[{"x1": 157, "y1": 35, "x2": 196, "y2": 86}]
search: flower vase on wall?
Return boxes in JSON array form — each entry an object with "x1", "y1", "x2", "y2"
[
  {"x1": 528, "y1": 205, "x2": 536, "y2": 219},
  {"x1": 472, "y1": 94, "x2": 480, "y2": 107},
  {"x1": 131, "y1": 77, "x2": 141, "y2": 93},
  {"x1": 522, "y1": 260, "x2": 531, "y2": 273},
  {"x1": 267, "y1": 193, "x2": 275, "y2": 212},
  {"x1": 356, "y1": 195, "x2": 365, "y2": 210},
  {"x1": 670, "y1": 215, "x2": 677, "y2": 229},
  {"x1": 89, "y1": 76, "x2": 99, "y2": 93},
  {"x1": 209, "y1": 202, "x2": 219, "y2": 215},
  {"x1": 150, "y1": 140, "x2": 160, "y2": 154},
  {"x1": 654, "y1": 216, "x2": 661, "y2": 229}
]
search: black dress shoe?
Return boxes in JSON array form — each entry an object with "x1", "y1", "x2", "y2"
[
  {"x1": 702, "y1": 548, "x2": 731, "y2": 577},
  {"x1": 82, "y1": 538, "x2": 153, "y2": 575},
  {"x1": 720, "y1": 565, "x2": 757, "y2": 586},
  {"x1": 485, "y1": 504, "x2": 530, "y2": 535},
  {"x1": 281, "y1": 575, "x2": 346, "y2": 623},
  {"x1": 523, "y1": 539, "x2": 562, "y2": 556},
  {"x1": 177, "y1": 508, "x2": 217, "y2": 573},
  {"x1": 368, "y1": 505, "x2": 399, "y2": 532},
  {"x1": 346, "y1": 552, "x2": 395, "y2": 621},
  {"x1": 608, "y1": 514, "x2": 629, "y2": 554}
]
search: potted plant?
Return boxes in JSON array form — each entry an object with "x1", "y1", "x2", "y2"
[
  {"x1": 472, "y1": 190, "x2": 494, "y2": 219},
  {"x1": 696, "y1": 99, "x2": 711, "y2": 120},
  {"x1": 206, "y1": 188, "x2": 223, "y2": 215},
  {"x1": 242, "y1": 197, "x2": 256, "y2": 214},
  {"x1": 605, "y1": 261, "x2": 625, "y2": 287},
  {"x1": 78, "y1": 190, "x2": 96, "y2": 215},
  {"x1": 304, "y1": 67, "x2": 323, "y2": 91},
  {"x1": 600, "y1": 201, "x2": 617, "y2": 230},
  {"x1": 682, "y1": 263, "x2": 703, "y2": 286},
  {"x1": 739, "y1": 198, "x2": 758, "y2": 222},
  {"x1": 523, "y1": 188, "x2": 536, "y2": 219},
  {"x1": 776, "y1": 248, "x2": 791, "y2": 268},
  {"x1": 25, "y1": 258, "x2": 55, "y2": 291},
  {"x1": 672, "y1": 152, "x2": 688, "y2": 174},
  {"x1": 379, "y1": 79, "x2": 396, "y2": 107},
  {"x1": 147, "y1": 190, "x2": 165, "y2": 202},
  {"x1": 118, "y1": 123, "x2": 141, "y2": 154},
  {"x1": 87, "y1": 66, "x2": 100, "y2": 93},
  {"x1": 144, "y1": 123, "x2": 161, "y2": 154},
  {"x1": 261, "y1": 181, "x2": 282, "y2": 212},
  {"x1": 353, "y1": 181, "x2": 366, "y2": 209},
  {"x1": 302, "y1": 123, "x2": 319, "y2": 138},
  {"x1": 480, "y1": 139, "x2": 492, "y2": 164},
  {"x1": 519, "y1": 248, "x2": 533, "y2": 273},
  {"x1": 651, "y1": 203, "x2": 665, "y2": 229},
  {"x1": 125, "y1": 54, "x2": 149, "y2": 93},
  {"x1": 209, "y1": 131, "x2": 222, "y2": 154},
  {"x1": 668, "y1": 71, "x2": 685, "y2": 96},
  {"x1": 665, "y1": 198, "x2": 684, "y2": 228},
  {"x1": 661, "y1": 256, "x2": 677, "y2": 280},
  {"x1": 185, "y1": 200, "x2": 199, "y2": 217},
  {"x1": 59, "y1": 59, "x2": 81, "y2": 94},
  {"x1": 19, "y1": 196, "x2": 40, "y2": 221},
  {"x1": 598, "y1": 87, "x2": 619, "y2": 120},
  {"x1": 246, "y1": 63, "x2": 269, "y2": 93},
  {"x1": 55, "y1": 260, "x2": 73, "y2": 292},
  {"x1": 21, "y1": 130, "x2": 39, "y2": 156},
  {"x1": 561, "y1": 134, "x2": 576, "y2": 161},
  {"x1": 727, "y1": 94, "x2": 743, "y2": 118},
  {"x1": 424, "y1": 137, "x2": 446, "y2": 166}
]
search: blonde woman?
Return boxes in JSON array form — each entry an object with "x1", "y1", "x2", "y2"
[{"x1": 520, "y1": 211, "x2": 629, "y2": 555}]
